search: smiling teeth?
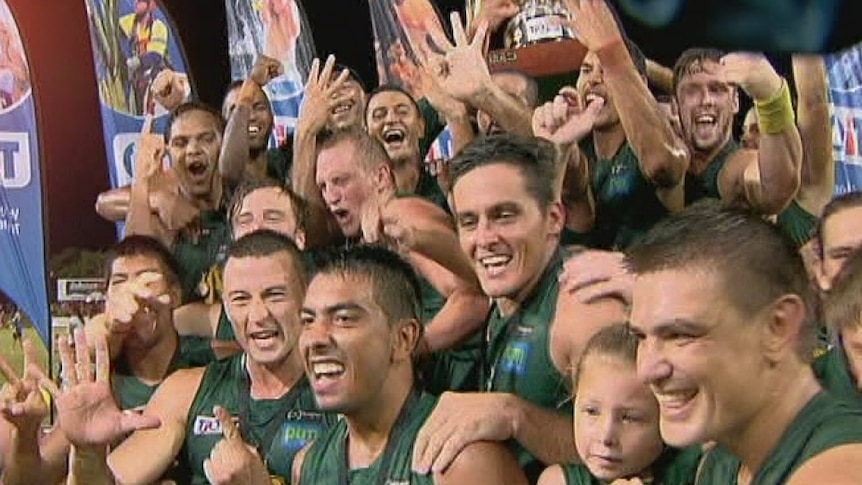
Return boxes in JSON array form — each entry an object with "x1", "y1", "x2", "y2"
[
  {"x1": 481, "y1": 255, "x2": 510, "y2": 267},
  {"x1": 249, "y1": 126, "x2": 260, "y2": 135},
  {"x1": 695, "y1": 115, "x2": 716, "y2": 123},
  {"x1": 312, "y1": 362, "x2": 345, "y2": 377}
]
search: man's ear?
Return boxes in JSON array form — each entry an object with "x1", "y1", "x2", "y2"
[
  {"x1": 760, "y1": 294, "x2": 808, "y2": 364},
  {"x1": 392, "y1": 318, "x2": 422, "y2": 363}
]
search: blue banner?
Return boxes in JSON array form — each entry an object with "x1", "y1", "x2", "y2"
[
  {"x1": 83, "y1": 0, "x2": 193, "y2": 212},
  {"x1": 225, "y1": 0, "x2": 317, "y2": 146},
  {"x1": 825, "y1": 42, "x2": 862, "y2": 195},
  {"x1": 0, "y1": 0, "x2": 50, "y2": 344}
]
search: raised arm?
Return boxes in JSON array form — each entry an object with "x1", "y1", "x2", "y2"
[
  {"x1": 568, "y1": 0, "x2": 688, "y2": 190},
  {"x1": 724, "y1": 53, "x2": 802, "y2": 213},
  {"x1": 532, "y1": 87, "x2": 604, "y2": 232},
  {"x1": 792, "y1": 54, "x2": 833, "y2": 215},
  {"x1": 220, "y1": 56, "x2": 284, "y2": 186},
  {"x1": 427, "y1": 13, "x2": 533, "y2": 136},
  {"x1": 292, "y1": 56, "x2": 349, "y2": 248}
]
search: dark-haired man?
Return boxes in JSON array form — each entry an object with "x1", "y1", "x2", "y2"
[
  {"x1": 535, "y1": 0, "x2": 688, "y2": 250},
  {"x1": 814, "y1": 191, "x2": 862, "y2": 291},
  {"x1": 412, "y1": 134, "x2": 627, "y2": 483},
  {"x1": 291, "y1": 245, "x2": 527, "y2": 485},
  {"x1": 673, "y1": 48, "x2": 803, "y2": 214},
  {"x1": 628, "y1": 200, "x2": 862, "y2": 484},
  {"x1": 97, "y1": 102, "x2": 231, "y2": 303},
  {"x1": 2, "y1": 235, "x2": 189, "y2": 485},
  {"x1": 219, "y1": 56, "x2": 292, "y2": 189},
  {"x1": 365, "y1": 85, "x2": 449, "y2": 211},
  {"x1": 57, "y1": 231, "x2": 334, "y2": 484}
]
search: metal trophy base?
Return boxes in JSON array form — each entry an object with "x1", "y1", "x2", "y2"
[{"x1": 486, "y1": 38, "x2": 587, "y2": 78}]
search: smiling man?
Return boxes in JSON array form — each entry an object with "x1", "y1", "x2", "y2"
[
  {"x1": 411, "y1": 134, "x2": 626, "y2": 484},
  {"x1": 292, "y1": 245, "x2": 526, "y2": 485},
  {"x1": 59, "y1": 231, "x2": 335, "y2": 485},
  {"x1": 627, "y1": 200, "x2": 862, "y2": 485},
  {"x1": 673, "y1": 48, "x2": 802, "y2": 215},
  {"x1": 365, "y1": 84, "x2": 448, "y2": 211}
]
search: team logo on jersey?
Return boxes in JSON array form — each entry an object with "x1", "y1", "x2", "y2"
[
  {"x1": 280, "y1": 414, "x2": 326, "y2": 452},
  {"x1": 193, "y1": 414, "x2": 239, "y2": 436},
  {"x1": 501, "y1": 340, "x2": 530, "y2": 376}
]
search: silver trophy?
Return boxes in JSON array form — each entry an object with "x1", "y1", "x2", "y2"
[{"x1": 503, "y1": 0, "x2": 576, "y2": 49}]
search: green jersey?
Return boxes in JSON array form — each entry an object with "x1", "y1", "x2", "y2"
[
  {"x1": 776, "y1": 199, "x2": 818, "y2": 247},
  {"x1": 182, "y1": 353, "x2": 335, "y2": 484},
  {"x1": 685, "y1": 139, "x2": 740, "y2": 205},
  {"x1": 174, "y1": 209, "x2": 231, "y2": 303},
  {"x1": 484, "y1": 249, "x2": 571, "y2": 482},
  {"x1": 696, "y1": 391, "x2": 862, "y2": 485},
  {"x1": 266, "y1": 146, "x2": 292, "y2": 186},
  {"x1": 579, "y1": 138, "x2": 669, "y2": 250},
  {"x1": 297, "y1": 389, "x2": 436, "y2": 485},
  {"x1": 560, "y1": 447, "x2": 701, "y2": 485},
  {"x1": 813, "y1": 342, "x2": 862, "y2": 406}
]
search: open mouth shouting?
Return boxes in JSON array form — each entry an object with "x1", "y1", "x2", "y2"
[
  {"x1": 307, "y1": 356, "x2": 347, "y2": 396},
  {"x1": 478, "y1": 253, "x2": 513, "y2": 278}
]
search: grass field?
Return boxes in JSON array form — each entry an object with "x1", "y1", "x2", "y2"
[{"x1": 0, "y1": 326, "x2": 52, "y2": 385}]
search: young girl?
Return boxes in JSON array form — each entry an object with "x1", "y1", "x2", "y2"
[{"x1": 539, "y1": 324, "x2": 701, "y2": 485}]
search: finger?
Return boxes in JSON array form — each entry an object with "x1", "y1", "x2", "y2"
[
  {"x1": 73, "y1": 327, "x2": 93, "y2": 383},
  {"x1": 427, "y1": 22, "x2": 454, "y2": 54},
  {"x1": 450, "y1": 11, "x2": 468, "y2": 47},
  {"x1": 319, "y1": 54, "x2": 336, "y2": 86},
  {"x1": 94, "y1": 332, "x2": 110, "y2": 383},
  {"x1": 120, "y1": 409, "x2": 161, "y2": 434},
  {"x1": 214, "y1": 405, "x2": 240, "y2": 442},
  {"x1": 35, "y1": 371, "x2": 60, "y2": 401},
  {"x1": 558, "y1": 86, "x2": 580, "y2": 106},
  {"x1": 141, "y1": 114, "x2": 154, "y2": 136},
  {"x1": 327, "y1": 68, "x2": 350, "y2": 95},
  {"x1": 305, "y1": 57, "x2": 320, "y2": 89},
  {"x1": 584, "y1": 97, "x2": 605, "y2": 116},
  {"x1": 469, "y1": 19, "x2": 489, "y2": 50},
  {"x1": 552, "y1": 95, "x2": 569, "y2": 123},
  {"x1": 0, "y1": 352, "x2": 21, "y2": 387},
  {"x1": 542, "y1": 104, "x2": 556, "y2": 131},
  {"x1": 58, "y1": 333, "x2": 77, "y2": 388},
  {"x1": 563, "y1": 0, "x2": 581, "y2": 16},
  {"x1": 202, "y1": 458, "x2": 216, "y2": 485},
  {"x1": 21, "y1": 338, "x2": 41, "y2": 382},
  {"x1": 430, "y1": 431, "x2": 468, "y2": 474}
]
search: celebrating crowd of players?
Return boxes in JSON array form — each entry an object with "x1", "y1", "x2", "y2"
[{"x1": 3, "y1": 1, "x2": 862, "y2": 484}]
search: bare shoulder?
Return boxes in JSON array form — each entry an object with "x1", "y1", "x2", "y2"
[
  {"x1": 384, "y1": 196, "x2": 453, "y2": 228},
  {"x1": 551, "y1": 292, "x2": 628, "y2": 373},
  {"x1": 537, "y1": 464, "x2": 566, "y2": 485},
  {"x1": 434, "y1": 440, "x2": 528, "y2": 485},
  {"x1": 787, "y1": 444, "x2": 862, "y2": 485}
]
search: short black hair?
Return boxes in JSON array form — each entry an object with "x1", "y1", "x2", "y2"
[
  {"x1": 227, "y1": 178, "x2": 308, "y2": 237},
  {"x1": 824, "y1": 246, "x2": 862, "y2": 333},
  {"x1": 226, "y1": 229, "x2": 307, "y2": 287},
  {"x1": 626, "y1": 199, "x2": 818, "y2": 361},
  {"x1": 364, "y1": 84, "x2": 422, "y2": 122},
  {"x1": 449, "y1": 134, "x2": 558, "y2": 209},
  {"x1": 104, "y1": 235, "x2": 181, "y2": 288},
  {"x1": 311, "y1": 244, "x2": 423, "y2": 326},
  {"x1": 165, "y1": 101, "x2": 225, "y2": 141},
  {"x1": 334, "y1": 63, "x2": 366, "y2": 92}
]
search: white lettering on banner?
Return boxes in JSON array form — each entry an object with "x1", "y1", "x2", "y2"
[
  {"x1": 0, "y1": 132, "x2": 31, "y2": 188},
  {"x1": 0, "y1": 204, "x2": 21, "y2": 235}
]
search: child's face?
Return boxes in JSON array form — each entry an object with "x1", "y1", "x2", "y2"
[{"x1": 574, "y1": 354, "x2": 665, "y2": 481}]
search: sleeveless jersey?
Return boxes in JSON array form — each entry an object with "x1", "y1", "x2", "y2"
[
  {"x1": 776, "y1": 199, "x2": 818, "y2": 247},
  {"x1": 484, "y1": 249, "x2": 571, "y2": 482},
  {"x1": 182, "y1": 353, "x2": 335, "y2": 484},
  {"x1": 813, "y1": 342, "x2": 862, "y2": 406},
  {"x1": 174, "y1": 209, "x2": 230, "y2": 303},
  {"x1": 561, "y1": 446, "x2": 701, "y2": 485},
  {"x1": 581, "y1": 138, "x2": 669, "y2": 250},
  {"x1": 298, "y1": 389, "x2": 436, "y2": 485},
  {"x1": 684, "y1": 139, "x2": 740, "y2": 205},
  {"x1": 696, "y1": 391, "x2": 862, "y2": 484}
]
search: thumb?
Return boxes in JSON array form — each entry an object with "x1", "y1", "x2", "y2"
[
  {"x1": 120, "y1": 410, "x2": 161, "y2": 433},
  {"x1": 584, "y1": 97, "x2": 605, "y2": 116},
  {"x1": 215, "y1": 405, "x2": 240, "y2": 442}
]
